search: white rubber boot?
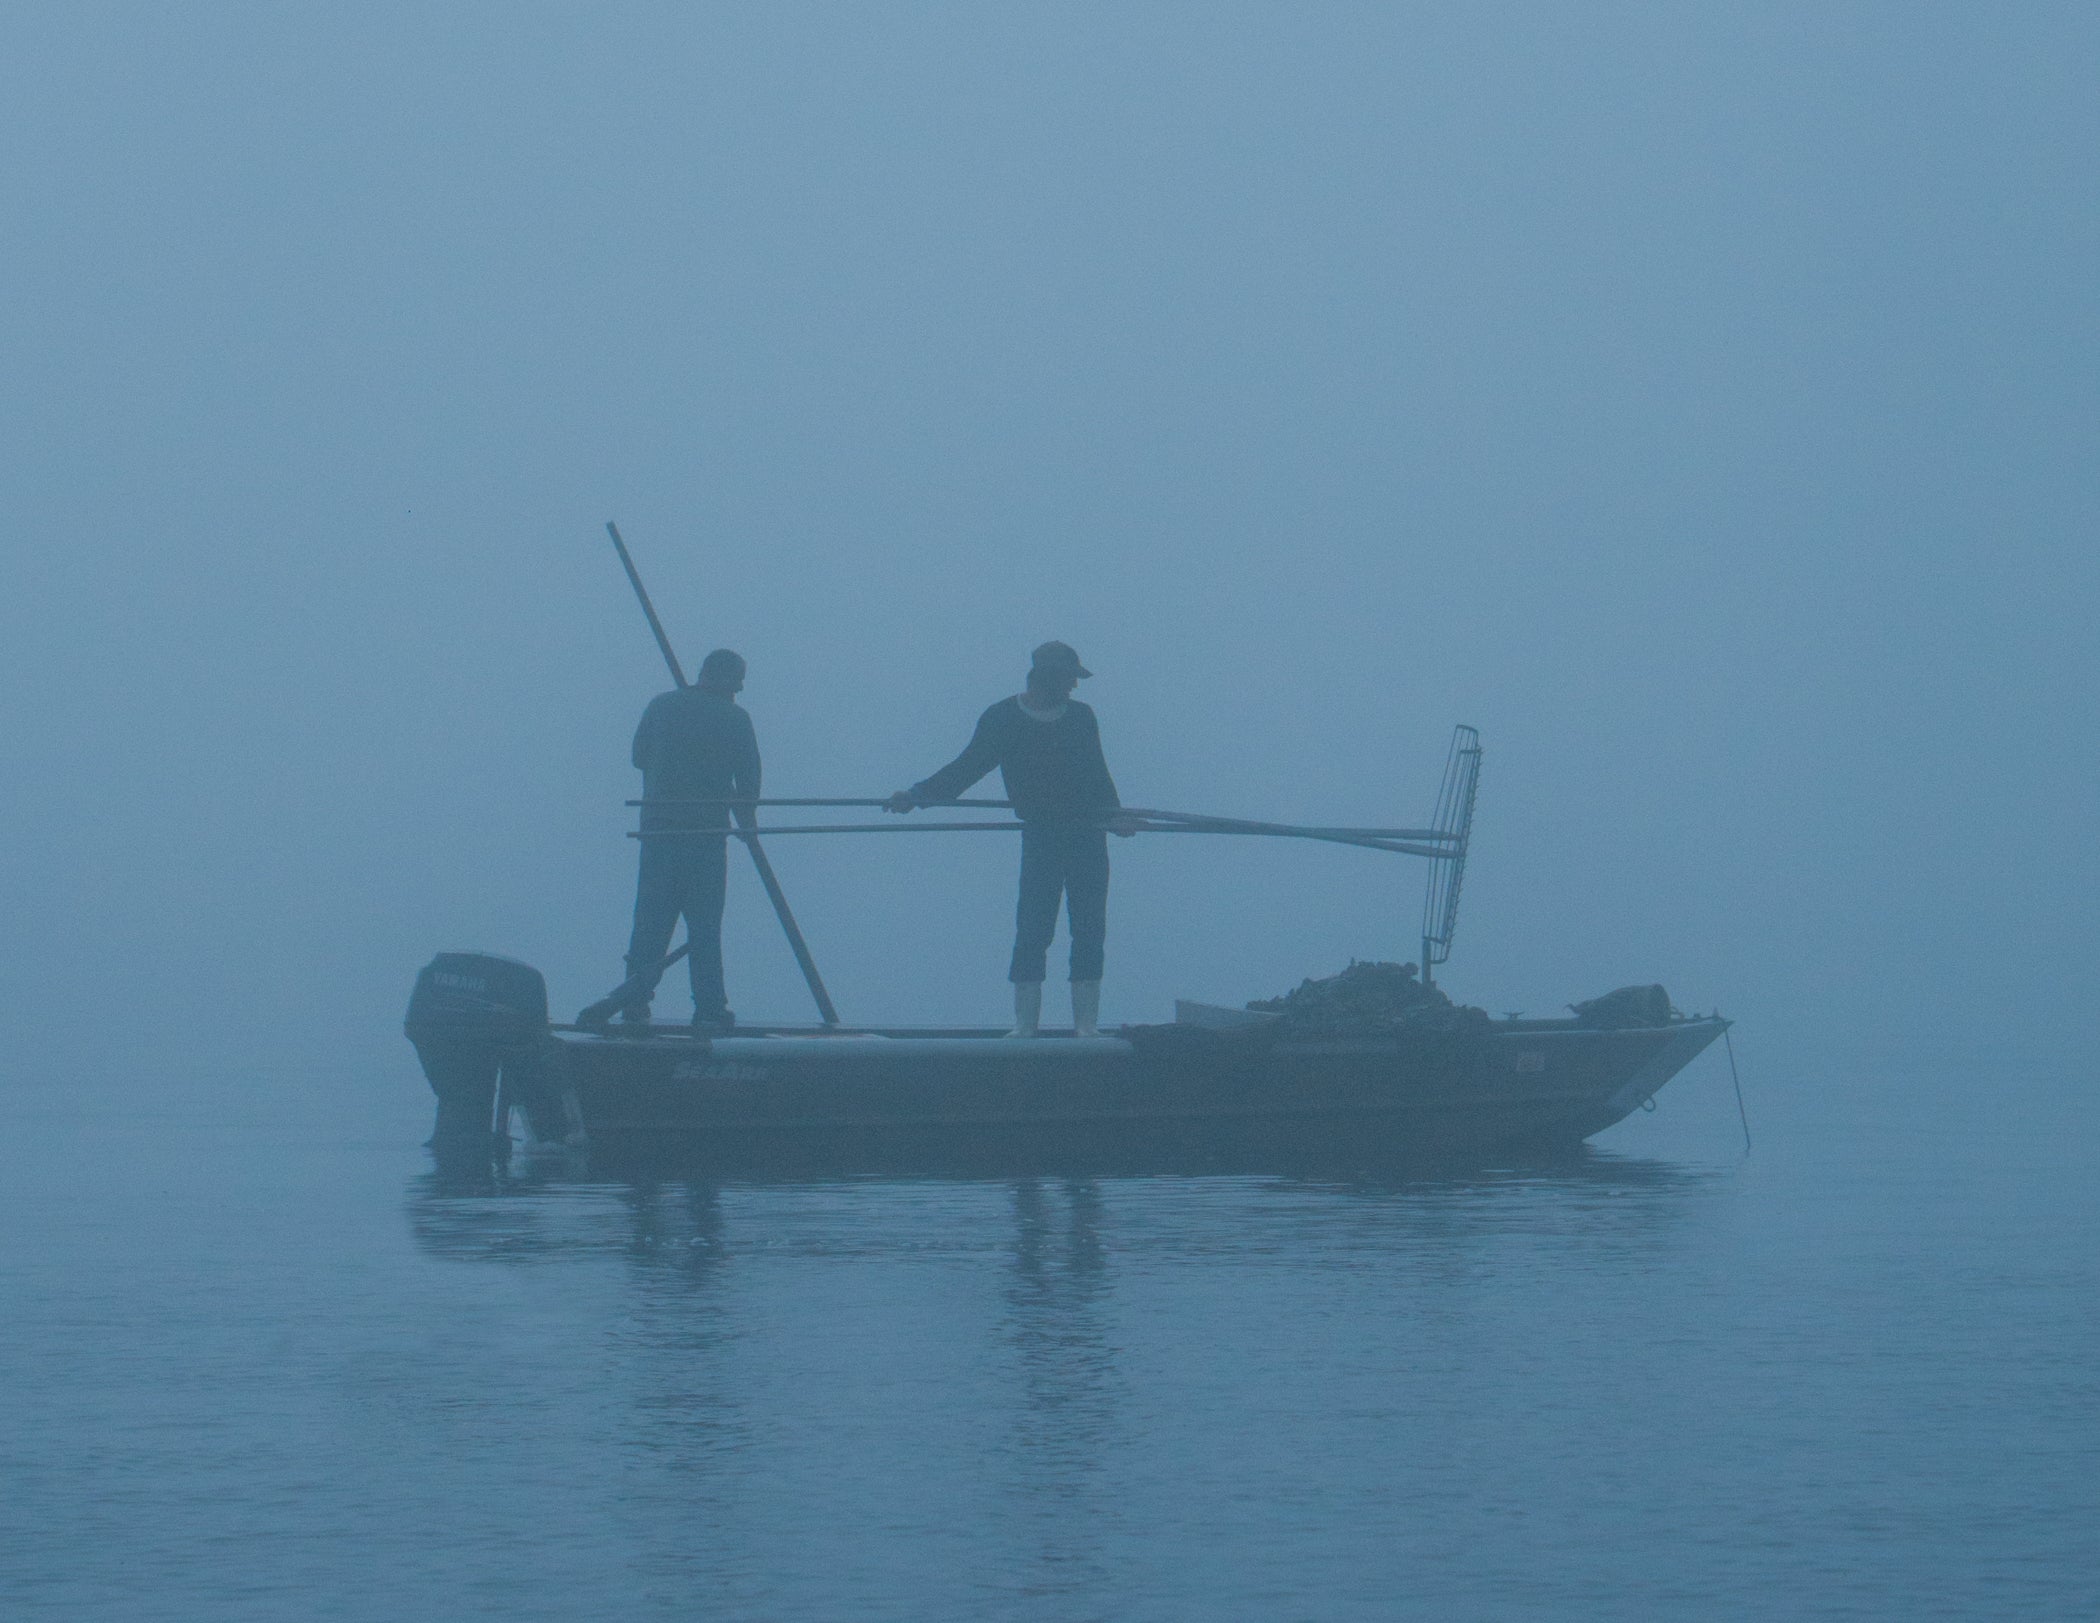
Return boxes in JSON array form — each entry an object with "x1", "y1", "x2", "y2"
[
  {"x1": 1071, "y1": 980, "x2": 1101, "y2": 1038},
  {"x1": 1007, "y1": 981, "x2": 1043, "y2": 1038}
]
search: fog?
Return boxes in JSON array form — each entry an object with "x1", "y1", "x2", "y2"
[{"x1": 4, "y1": 3, "x2": 2093, "y2": 1102}]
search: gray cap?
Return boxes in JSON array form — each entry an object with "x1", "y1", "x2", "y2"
[{"x1": 1030, "y1": 640, "x2": 1092, "y2": 679}]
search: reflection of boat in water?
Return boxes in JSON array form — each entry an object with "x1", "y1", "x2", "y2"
[
  {"x1": 403, "y1": 726, "x2": 1729, "y2": 1168},
  {"x1": 404, "y1": 1147, "x2": 1717, "y2": 1268}
]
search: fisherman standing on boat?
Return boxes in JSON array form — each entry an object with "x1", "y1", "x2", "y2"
[
  {"x1": 621, "y1": 649, "x2": 758, "y2": 1030},
  {"x1": 886, "y1": 642, "x2": 1139, "y2": 1037}
]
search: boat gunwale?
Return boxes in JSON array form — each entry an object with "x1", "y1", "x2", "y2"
[{"x1": 547, "y1": 1014, "x2": 1731, "y2": 1056}]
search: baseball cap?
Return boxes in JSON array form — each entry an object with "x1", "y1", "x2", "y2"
[{"x1": 1030, "y1": 640, "x2": 1092, "y2": 679}]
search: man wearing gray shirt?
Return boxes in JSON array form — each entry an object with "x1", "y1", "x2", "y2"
[{"x1": 622, "y1": 648, "x2": 758, "y2": 1029}]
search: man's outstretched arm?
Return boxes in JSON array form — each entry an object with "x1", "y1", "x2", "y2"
[
  {"x1": 1080, "y1": 710, "x2": 1142, "y2": 835},
  {"x1": 887, "y1": 707, "x2": 1003, "y2": 811}
]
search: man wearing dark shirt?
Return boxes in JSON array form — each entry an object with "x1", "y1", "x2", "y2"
[
  {"x1": 622, "y1": 648, "x2": 759, "y2": 1028},
  {"x1": 886, "y1": 641, "x2": 1137, "y2": 1037}
]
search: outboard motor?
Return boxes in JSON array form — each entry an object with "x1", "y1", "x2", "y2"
[{"x1": 405, "y1": 951, "x2": 550, "y2": 1150}]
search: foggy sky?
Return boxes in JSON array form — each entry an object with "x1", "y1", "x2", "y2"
[{"x1": 2, "y1": 3, "x2": 2093, "y2": 1102}]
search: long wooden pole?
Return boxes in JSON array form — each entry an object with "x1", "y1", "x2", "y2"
[
  {"x1": 1122, "y1": 806, "x2": 1455, "y2": 848},
  {"x1": 632, "y1": 823, "x2": 1447, "y2": 856},
  {"x1": 604, "y1": 521, "x2": 839, "y2": 1026},
  {"x1": 576, "y1": 940, "x2": 693, "y2": 1029},
  {"x1": 628, "y1": 797, "x2": 1454, "y2": 845},
  {"x1": 606, "y1": 522, "x2": 688, "y2": 688},
  {"x1": 739, "y1": 839, "x2": 839, "y2": 1025}
]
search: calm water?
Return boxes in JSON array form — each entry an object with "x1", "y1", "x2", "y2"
[{"x1": 5, "y1": 1039, "x2": 2095, "y2": 1621}]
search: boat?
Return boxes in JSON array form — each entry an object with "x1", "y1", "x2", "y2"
[{"x1": 404, "y1": 725, "x2": 1731, "y2": 1168}]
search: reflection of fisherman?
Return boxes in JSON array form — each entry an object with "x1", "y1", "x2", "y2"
[
  {"x1": 621, "y1": 649, "x2": 757, "y2": 1029},
  {"x1": 886, "y1": 642, "x2": 1139, "y2": 1038}
]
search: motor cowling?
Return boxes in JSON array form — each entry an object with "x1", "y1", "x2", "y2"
[{"x1": 406, "y1": 952, "x2": 550, "y2": 1147}]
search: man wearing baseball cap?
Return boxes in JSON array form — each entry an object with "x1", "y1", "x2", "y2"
[{"x1": 886, "y1": 642, "x2": 1140, "y2": 1037}]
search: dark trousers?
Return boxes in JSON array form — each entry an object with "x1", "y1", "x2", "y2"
[
  {"x1": 1010, "y1": 822, "x2": 1109, "y2": 984},
  {"x1": 625, "y1": 832, "x2": 730, "y2": 1016}
]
